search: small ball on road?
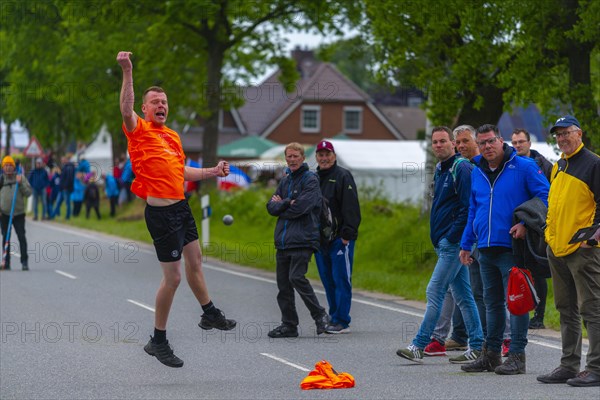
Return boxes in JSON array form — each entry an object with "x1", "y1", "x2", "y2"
[{"x1": 222, "y1": 214, "x2": 234, "y2": 226}]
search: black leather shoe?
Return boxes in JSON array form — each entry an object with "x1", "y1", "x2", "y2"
[
  {"x1": 495, "y1": 352, "x2": 526, "y2": 375},
  {"x1": 566, "y1": 370, "x2": 600, "y2": 387},
  {"x1": 537, "y1": 366, "x2": 577, "y2": 384},
  {"x1": 268, "y1": 324, "x2": 298, "y2": 338}
]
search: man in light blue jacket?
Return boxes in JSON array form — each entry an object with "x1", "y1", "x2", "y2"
[{"x1": 460, "y1": 124, "x2": 549, "y2": 375}]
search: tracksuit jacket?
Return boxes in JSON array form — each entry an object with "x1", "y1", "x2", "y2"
[
  {"x1": 430, "y1": 154, "x2": 473, "y2": 246},
  {"x1": 546, "y1": 144, "x2": 600, "y2": 257},
  {"x1": 461, "y1": 145, "x2": 550, "y2": 251},
  {"x1": 316, "y1": 161, "x2": 361, "y2": 242},
  {"x1": 267, "y1": 163, "x2": 322, "y2": 251}
]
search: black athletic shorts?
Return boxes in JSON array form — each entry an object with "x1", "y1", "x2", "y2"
[{"x1": 144, "y1": 200, "x2": 199, "y2": 262}]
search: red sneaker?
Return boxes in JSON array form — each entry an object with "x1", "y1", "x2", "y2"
[
  {"x1": 424, "y1": 339, "x2": 447, "y2": 356},
  {"x1": 502, "y1": 339, "x2": 511, "y2": 357}
]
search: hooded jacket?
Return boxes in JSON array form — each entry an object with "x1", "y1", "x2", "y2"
[
  {"x1": 0, "y1": 173, "x2": 33, "y2": 215},
  {"x1": 316, "y1": 161, "x2": 361, "y2": 242},
  {"x1": 461, "y1": 144, "x2": 550, "y2": 251},
  {"x1": 267, "y1": 163, "x2": 322, "y2": 251}
]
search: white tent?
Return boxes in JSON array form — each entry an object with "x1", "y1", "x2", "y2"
[
  {"x1": 306, "y1": 139, "x2": 562, "y2": 204},
  {"x1": 306, "y1": 140, "x2": 429, "y2": 203},
  {"x1": 80, "y1": 125, "x2": 114, "y2": 177}
]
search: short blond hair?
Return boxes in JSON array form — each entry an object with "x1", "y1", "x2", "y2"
[{"x1": 285, "y1": 142, "x2": 304, "y2": 157}]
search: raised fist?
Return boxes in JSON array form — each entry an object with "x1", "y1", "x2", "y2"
[
  {"x1": 215, "y1": 161, "x2": 230, "y2": 177},
  {"x1": 116, "y1": 51, "x2": 133, "y2": 71}
]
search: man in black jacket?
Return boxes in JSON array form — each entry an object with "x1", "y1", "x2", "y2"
[
  {"x1": 511, "y1": 128, "x2": 553, "y2": 329},
  {"x1": 266, "y1": 142, "x2": 329, "y2": 338},
  {"x1": 314, "y1": 140, "x2": 361, "y2": 334}
]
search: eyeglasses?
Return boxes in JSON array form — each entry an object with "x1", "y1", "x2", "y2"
[
  {"x1": 477, "y1": 137, "x2": 500, "y2": 147},
  {"x1": 552, "y1": 129, "x2": 579, "y2": 139}
]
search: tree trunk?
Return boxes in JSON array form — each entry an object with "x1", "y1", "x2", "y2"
[
  {"x1": 4, "y1": 121, "x2": 12, "y2": 157},
  {"x1": 566, "y1": 34, "x2": 597, "y2": 151},
  {"x1": 456, "y1": 85, "x2": 505, "y2": 131},
  {"x1": 201, "y1": 42, "x2": 225, "y2": 190}
]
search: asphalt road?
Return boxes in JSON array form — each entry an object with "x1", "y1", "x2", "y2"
[{"x1": 1, "y1": 221, "x2": 598, "y2": 399}]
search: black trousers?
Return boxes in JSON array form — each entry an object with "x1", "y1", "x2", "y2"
[
  {"x1": 85, "y1": 203, "x2": 101, "y2": 219},
  {"x1": 1, "y1": 213, "x2": 28, "y2": 268},
  {"x1": 275, "y1": 248, "x2": 325, "y2": 327}
]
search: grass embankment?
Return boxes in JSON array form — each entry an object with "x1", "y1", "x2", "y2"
[{"x1": 55, "y1": 187, "x2": 560, "y2": 331}]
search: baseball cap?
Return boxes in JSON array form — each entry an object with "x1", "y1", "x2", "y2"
[
  {"x1": 550, "y1": 115, "x2": 581, "y2": 133},
  {"x1": 316, "y1": 140, "x2": 335, "y2": 153}
]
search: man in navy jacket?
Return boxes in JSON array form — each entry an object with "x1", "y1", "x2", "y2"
[
  {"x1": 397, "y1": 126, "x2": 483, "y2": 364},
  {"x1": 460, "y1": 124, "x2": 549, "y2": 375},
  {"x1": 267, "y1": 142, "x2": 329, "y2": 338}
]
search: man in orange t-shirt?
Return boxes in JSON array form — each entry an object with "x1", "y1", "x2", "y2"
[{"x1": 117, "y1": 51, "x2": 236, "y2": 368}]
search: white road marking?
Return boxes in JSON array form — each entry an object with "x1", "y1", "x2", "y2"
[
  {"x1": 204, "y1": 263, "x2": 572, "y2": 350},
  {"x1": 260, "y1": 353, "x2": 310, "y2": 372},
  {"x1": 127, "y1": 299, "x2": 155, "y2": 312},
  {"x1": 204, "y1": 263, "x2": 424, "y2": 317},
  {"x1": 529, "y1": 339, "x2": 564, "y2": 351},
  {"x1": 55, "y1": 270, "x2": 77, "y2": 279},
  {"x1": 37, "y1": 225, "x2": 574, "y2": 352}
]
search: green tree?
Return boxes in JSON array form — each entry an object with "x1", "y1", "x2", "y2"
[
  {"x1": 2, "y1": 1, "x2": 361, "y2": 172},
  {"x1": 124, "y1": 0, "x2": 362, "y2": 182},
  {"x1": 366, "y1": 0, "x2": 599, "y2": 148},
  {"x1": 497, "y1": 0, "x2": 600, "y2": 148}
]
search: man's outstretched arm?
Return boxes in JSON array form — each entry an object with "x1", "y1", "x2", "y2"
[
  {"x1": 117, "y1": 51, "x2": 138, "y2": 132},
  {"x1": 184, "y1": 161, "x2": 230, "y2": 181}
]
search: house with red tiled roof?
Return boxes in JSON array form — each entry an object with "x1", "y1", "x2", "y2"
[
  {"x1": 236, "y1": 48, "x2": 405, "y2": 145},
  {"x1": 179, "y1": 48, "x2": 417, "y2": 158}
]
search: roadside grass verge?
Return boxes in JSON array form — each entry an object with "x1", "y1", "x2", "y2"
[{"x1": 51, "y1": 187, "x2": 562, "y2": 332}]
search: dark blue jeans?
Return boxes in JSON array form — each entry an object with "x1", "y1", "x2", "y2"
[{"x1": 479, "y1": 248, "x2": 529, "y2": 354}]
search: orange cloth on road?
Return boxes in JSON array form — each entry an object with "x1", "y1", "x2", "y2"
[
  {"x1": 123, "y1": 117, "x2": 185, "y2": 200},
  {"x1": 300, "y1": 360, "x2": 355, "y2": 390}
]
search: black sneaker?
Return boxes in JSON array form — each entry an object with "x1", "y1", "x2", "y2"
[
  {"x1": 144, "y1": 337, "x2": 184, "y2": 368},
  {"x1": 198, "y1": 309, "x2": 236, "y2": 330},
  {"x1": 315, "y1": 314, "x2": 330, "y2": 335},
  {"x1": 268, "y1": 324, "x2": 299, "y2": 338},
  {"x1": 22, "y1": 263, "x2": 29, "y2": 271}
]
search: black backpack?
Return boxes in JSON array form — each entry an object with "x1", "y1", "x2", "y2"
[{"x1": 299, "y1": 171, "x2": 335, "y2": 245}]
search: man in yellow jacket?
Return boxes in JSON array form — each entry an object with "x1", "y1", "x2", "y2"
[{"x1": 538, "y1": 115, "x2": 600, "y2": 387}]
